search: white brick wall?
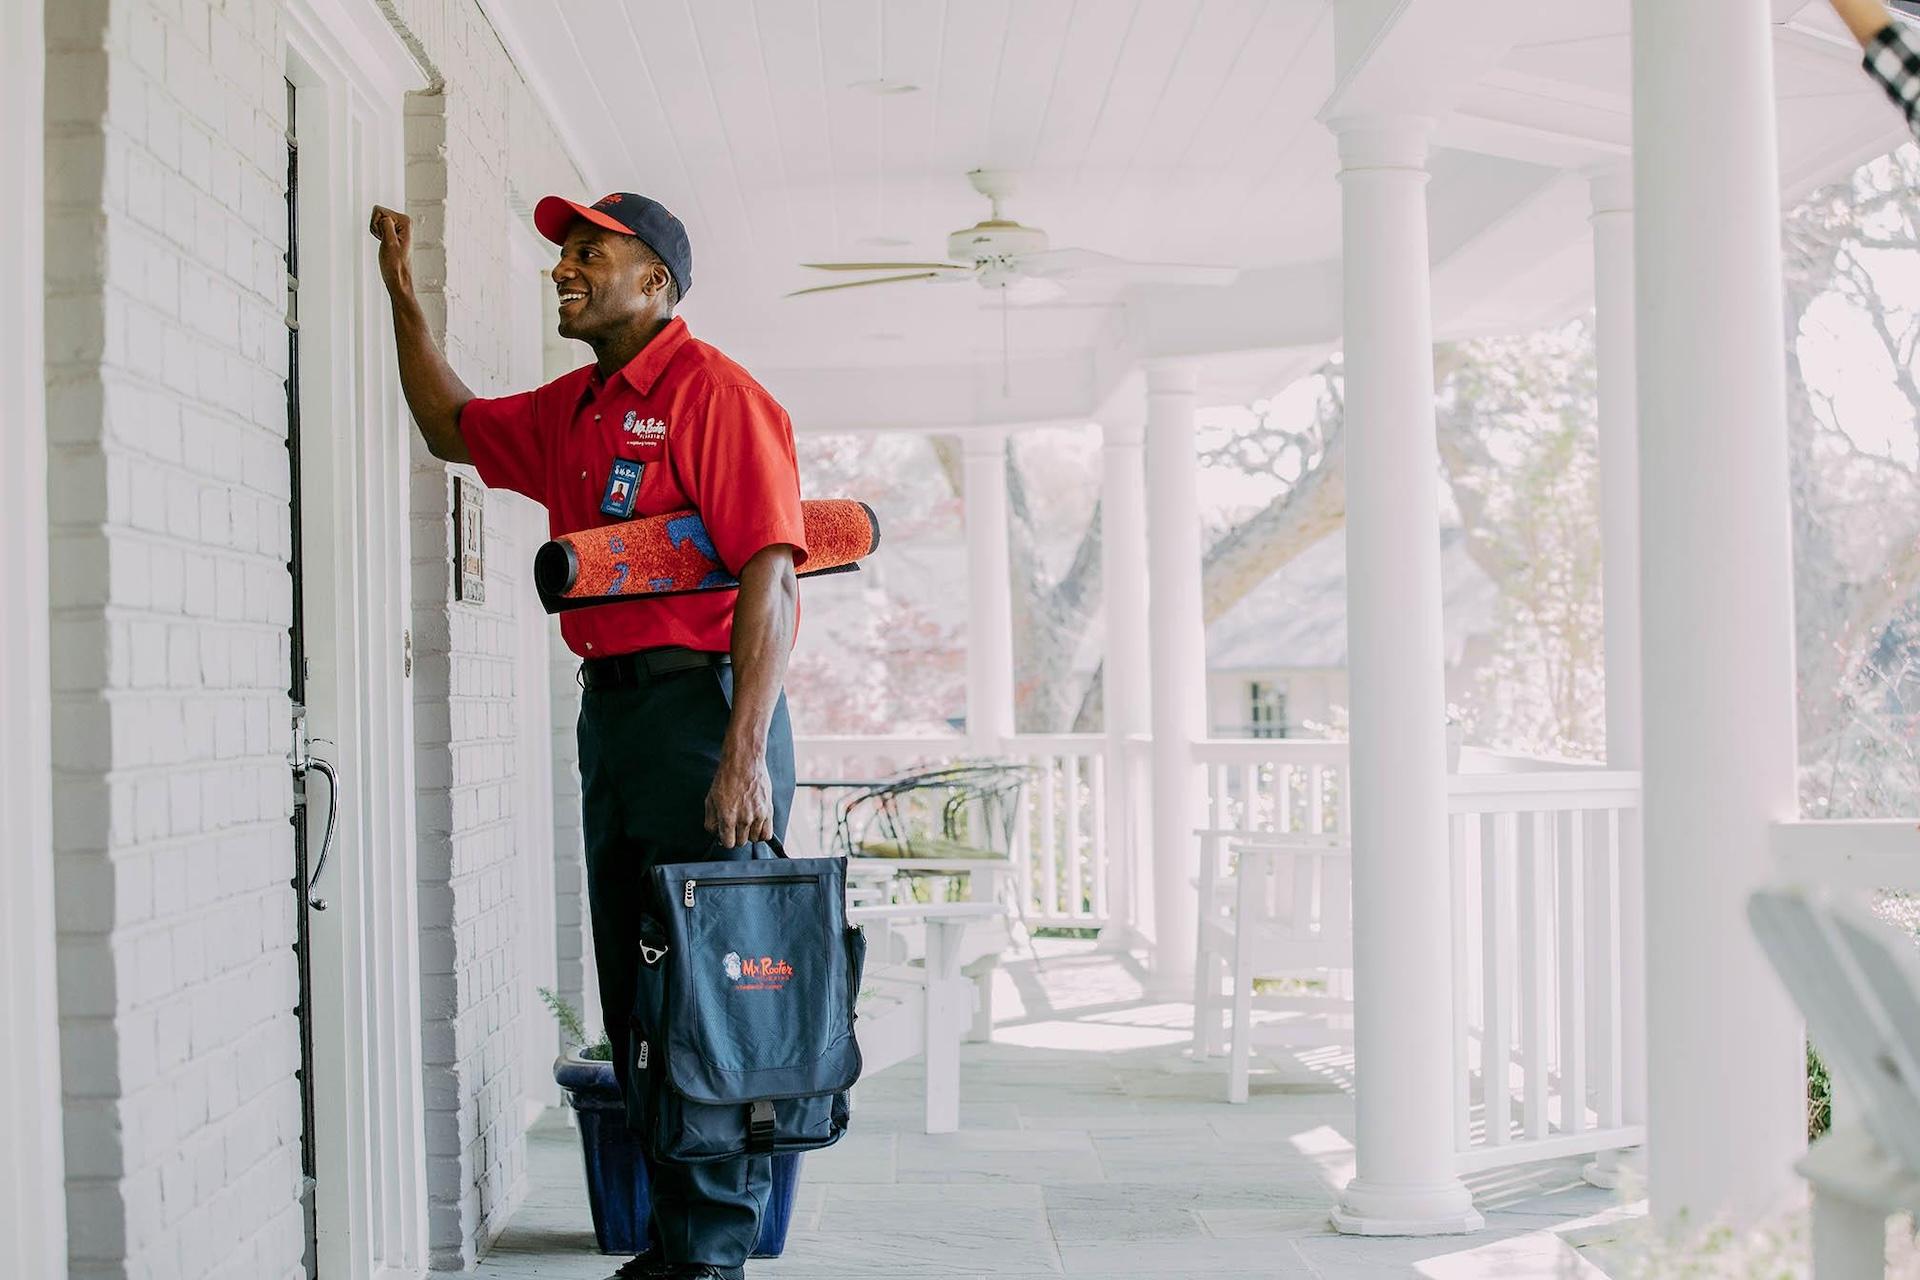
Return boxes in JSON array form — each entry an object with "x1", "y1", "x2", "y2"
[
  {"x1": 46, "y1": 0, "x2": 307, "y2": 1277},
  {"x1": 385, "y1": 0, "x2": 587, "y2": 1266},
  {"x1": 43, "y1": 0, "x2": 590, "y2": 1273}
]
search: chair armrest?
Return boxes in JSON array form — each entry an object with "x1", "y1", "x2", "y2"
[{"x1": 848, "y1": 902, "x2": 1003, "y2": 928}]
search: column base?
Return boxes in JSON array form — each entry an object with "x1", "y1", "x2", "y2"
[
  {"x1": 1331, "y1": 1178, "x2": 1484, "y2": 1236},
  {"x1": 1583, "y1": 1149, "x2": 1643, "y2": 1191}
]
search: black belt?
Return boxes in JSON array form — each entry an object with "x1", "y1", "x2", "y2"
[{"x1": 579, "y1": 646, "x2": 729, "y2": 691}]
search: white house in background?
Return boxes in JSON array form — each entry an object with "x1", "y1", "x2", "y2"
[
  {"x1": 5, "y1": 1, "x2": 1920, "y2": 1277},
  {"x1": 1205, "y1": 528, "x2": 1497, "y2": 738}
]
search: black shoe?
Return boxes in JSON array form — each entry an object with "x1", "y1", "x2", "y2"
[
  {"x1": 672, "y1": 1266, "x2": 743, "y2": 1280},
  {"x1": 608, "y1": 1254, "x2": 673, "y2": 1279}
]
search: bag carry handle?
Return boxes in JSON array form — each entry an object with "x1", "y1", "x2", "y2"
[{"x1": 704, "y1": 834, "x2": 790, "y2": 860}]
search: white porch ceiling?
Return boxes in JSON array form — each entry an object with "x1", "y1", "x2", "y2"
[{"x1": 479, "y1": 0, "x2": 1908, "y2": 430}]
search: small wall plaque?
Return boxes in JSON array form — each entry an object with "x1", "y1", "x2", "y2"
[{"x1": 454, "y1": 476, "x2": 485, "y2": 604}]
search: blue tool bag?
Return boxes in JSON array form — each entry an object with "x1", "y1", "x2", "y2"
[{"x1": 628, "y1": 842, "x2": 865, "y2": 1164}]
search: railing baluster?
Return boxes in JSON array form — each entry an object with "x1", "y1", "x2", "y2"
[
  {"x1": 1039, "y1": 754, "x2": 1059, "y2": 919},
  {"x1": 1308, "y1": 764, "x2": 1324, "y2": 834},
  {"x1": 1451, "y1": 812, "x2": 1474, "y2": 1154},
  {"x1": 1558, "y1": 809, "x2": 1588, "y2": 1136},
  {"x1": 1090, "y1": 750, "x2": 1108, "y2": 922},
  {"x1": 1065, "y1": 753, "x2": 1084, "y2": 918},
  {"x1": 1595, "y1": 807, "x2": 1624, "y2": 1129},
  {"x1": 1483, "y1": 813, "x2": 1514, "y2": 1147},
  {"x1": 1517, "y1": 812, "x2": 1553, "y2": 1141}
]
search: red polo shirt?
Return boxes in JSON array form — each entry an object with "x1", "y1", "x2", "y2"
[{"x1": 459, "y1": 317, "x2": 807, "y2": 658}]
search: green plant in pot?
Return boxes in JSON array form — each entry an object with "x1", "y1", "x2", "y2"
[{"x1": 539, "y1": 988, "x2": 802, "y2": 1259}]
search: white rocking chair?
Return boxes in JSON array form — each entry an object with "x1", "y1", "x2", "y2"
[
  {"x1": 1191, "y1": 829, "x2": 1354, "y2": 1103},
  {"x1": 1748, "y1": 887, "x2": 1920, "y2": 1279}
]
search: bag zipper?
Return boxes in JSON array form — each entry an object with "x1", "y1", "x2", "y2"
[{"x1": 683, "y1": 872, "x2": 822, "y2": 906}]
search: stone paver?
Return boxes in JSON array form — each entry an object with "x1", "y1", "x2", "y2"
[{"x1": 451, "y1": 944, "x2": 1638, "y2": 1279}]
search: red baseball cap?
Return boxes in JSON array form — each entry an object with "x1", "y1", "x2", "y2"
[{"x1": 535, "y1": 192, "x2": 692, "y2": 300}]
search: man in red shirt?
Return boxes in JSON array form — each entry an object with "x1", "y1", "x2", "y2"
[{"x1": 370, "y1": 192, "x2": 805, "y2": 1280}]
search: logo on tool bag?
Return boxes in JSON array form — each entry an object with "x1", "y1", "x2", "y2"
[
  {"x1": 621, "y1": 411, "x2": 667, "y2": 441},
  {"x1": 722, "y1": 950, "x2": 794, "y2": 991}
]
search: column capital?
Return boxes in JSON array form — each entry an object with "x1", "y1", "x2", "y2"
[
  {"x1": 1143, "y1": 358, "x2": 1200, "y2": 396},
  {"x1": 1587, "y1": 165, "x2": 1634, "y2": 218},
  {"x1": 959, "y1": 426, "x2": 1011, "y2": 457},
  {"x1": 1329, "y1": 114, "x2": 1433, "y2": 172}
]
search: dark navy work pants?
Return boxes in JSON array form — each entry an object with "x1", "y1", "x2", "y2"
[{"x1": 577, "y1": 660, "x2": 795, "y2": 1272}]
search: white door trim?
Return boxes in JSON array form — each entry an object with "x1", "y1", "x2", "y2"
[
  {"x1": 0, "y1": 1, "x2": 70, "y2": 1275},
  {"x1": 506, "y1": 221, "x2": 562, "y2": 1124},
  {"x1": 286, "y1": 2, "x2": 430, "y2": 1275}
]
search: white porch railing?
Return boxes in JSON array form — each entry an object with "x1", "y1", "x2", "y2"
[
  {"x1": 1194, "y1": 738, "x2": 1350, "y2": 836},
  {"x1": 1447, "y1": 771, "x2": 1646, "y2": 1173},
  {"x1": 796, "y1": 732, "x2": 1650, "y2": 1173},
  {"x1": 1771, "y1": 819, "x2": 1920, "y2": 893},
  {"x1": 791, "y1": 734, "x2": 1124, "y2": 931}
]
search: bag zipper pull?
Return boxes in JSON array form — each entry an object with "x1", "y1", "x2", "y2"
[
  {"x1": 637, "y1": 1041, "x2": 649, "y2": 1068},
  {"x1": 684, "y1": 879, "x2": 695, "y2": 907}
]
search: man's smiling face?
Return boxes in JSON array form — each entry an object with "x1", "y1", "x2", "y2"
[{"x1": 551, "y1": 222, "x2": 670, "y2": 342}]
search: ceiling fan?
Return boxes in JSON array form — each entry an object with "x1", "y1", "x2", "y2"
[{"x1": 787, "y1": 169, "x2": 1240, "y2": 303}]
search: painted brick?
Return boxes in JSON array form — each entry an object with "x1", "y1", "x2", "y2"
[{"x1": 47, "y1": 0, "x2": 593, "y2": 1272}]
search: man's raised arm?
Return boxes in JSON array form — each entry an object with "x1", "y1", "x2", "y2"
[
  {"x1": 370, "y1": 204, "x2": 475, "y2": 464},
  {"x1": 1830, "y1": 0, "x2": 1893, "y2": 47}
]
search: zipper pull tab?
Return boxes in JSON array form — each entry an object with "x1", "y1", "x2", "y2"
[
  {"x1": 683, "y1": 879, "x2": 695, "y2": 907},
  {"x1": 637, "y1": 1041, "x2": 650, "y2": 1069}
]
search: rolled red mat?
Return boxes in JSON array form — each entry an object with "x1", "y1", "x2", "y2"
[{"x1": 535, "y1": 499, "x2": 881, "y2": 614}]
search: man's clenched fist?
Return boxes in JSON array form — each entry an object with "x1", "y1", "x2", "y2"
[{"x1": 369, "y1": 205, "x2": 413, "y2": 296}]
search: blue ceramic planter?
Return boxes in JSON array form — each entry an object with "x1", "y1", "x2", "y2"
[{"x1": 553, "y1": 1055, "x2": 801, "y2": 1258}]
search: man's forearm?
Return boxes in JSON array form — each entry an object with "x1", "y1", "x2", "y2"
[
  {"x1": 723, "y1": 548, "x2": 799, "y2": 765},
  {"x1": 385, "y1": 285, "x2": 476, "y2": 463}
]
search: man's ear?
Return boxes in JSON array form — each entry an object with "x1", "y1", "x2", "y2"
[{"x1": 647, "y1": 260, "x2": 674, "y2": 301}]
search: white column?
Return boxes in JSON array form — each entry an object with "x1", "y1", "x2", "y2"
[
  {"x1": 964, "y1": 429, "x2": 1017, "y2": 751},
  {"x1": 0, "y1": 0, "x2": 69, "y2": 1273},
  {"x1": 1329, "y1": 115, "x2": 1481, "y2": 1237},
  {"x1": 1631, "y1": 0, "x2": 1803, "y2": 1223},
  {"x1": 1144, "y1": 363, "x2": 1207, "y2": 986},
  {"x1": 1585, "y1": 167, "x2": 1649, "y2": 1190},
  {"x1": 1102, "y1": 417, "x2": 1151, "y2": 943}
]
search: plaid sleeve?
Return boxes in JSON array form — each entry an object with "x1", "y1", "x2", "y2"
[{"x1": 1864, "y1": 21, "x2": 1920, "y2": 145}]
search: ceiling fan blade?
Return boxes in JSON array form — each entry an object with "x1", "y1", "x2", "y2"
[
  {"x1": 784, "y1": 271, "x2": 948, "y2": 298},
  {"x1": 799, "y1": 261, "x2": 971, "y2": 272},
  {"x1": 1016, "y1": 246, "x2": 1239, "y2": 286}
]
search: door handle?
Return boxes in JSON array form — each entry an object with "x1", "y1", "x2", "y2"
[{"x1": 303, "y1": 755, "x2": 339, "y2": 912}]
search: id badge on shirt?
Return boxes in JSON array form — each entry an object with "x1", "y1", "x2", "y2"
[{"x1": 600, "y1": 458, "x2": 643, "y2": 519}]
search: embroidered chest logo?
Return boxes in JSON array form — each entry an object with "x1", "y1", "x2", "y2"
[
  {"x1": 722, "y1": 950, "x2": 795, "y2": 991},
  {"x1": 621, "y1": 410, "x2": 667, "y2": 442}
]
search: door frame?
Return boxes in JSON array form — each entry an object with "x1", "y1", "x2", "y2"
[
  {"x1": 507, "y1": 214, "x2": 562, "y2": 1124},
  {"x1": 0, "y1": 0, "x2": 69, "y2": 1274},
  {"x1": 285, "y1": 3, "x2": 430, "y2": 1275}
]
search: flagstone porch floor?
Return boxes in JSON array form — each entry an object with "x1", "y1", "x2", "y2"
[{"x1": 455, "y1": 942, "x2": 1640, "y2": 1279}]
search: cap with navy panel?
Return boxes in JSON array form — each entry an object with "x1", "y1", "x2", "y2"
[{"x1": 535, "y1": 192, "x2": 693, "y2": 301}]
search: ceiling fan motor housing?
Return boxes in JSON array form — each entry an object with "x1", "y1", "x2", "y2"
[{"x1": 947, "y1": 218, "x2": 1049, "y2": 272}]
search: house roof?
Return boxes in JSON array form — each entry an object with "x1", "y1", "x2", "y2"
[{"x1": 1206, "y1": 527, "x2": 1498, "y2": 672}]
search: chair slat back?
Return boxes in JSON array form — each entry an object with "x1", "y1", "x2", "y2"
[{"x1": 1749, "y1": 888, "x2": 1920, "y2": 1174}]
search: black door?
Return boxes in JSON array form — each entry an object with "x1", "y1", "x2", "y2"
[{"x1": 283, "y1": 77, "x2": 321, "y2": 1280}]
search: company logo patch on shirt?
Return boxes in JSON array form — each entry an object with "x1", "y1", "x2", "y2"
[{"x1": 621, "y1": 410, "x2": 668, "y2": 442}]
